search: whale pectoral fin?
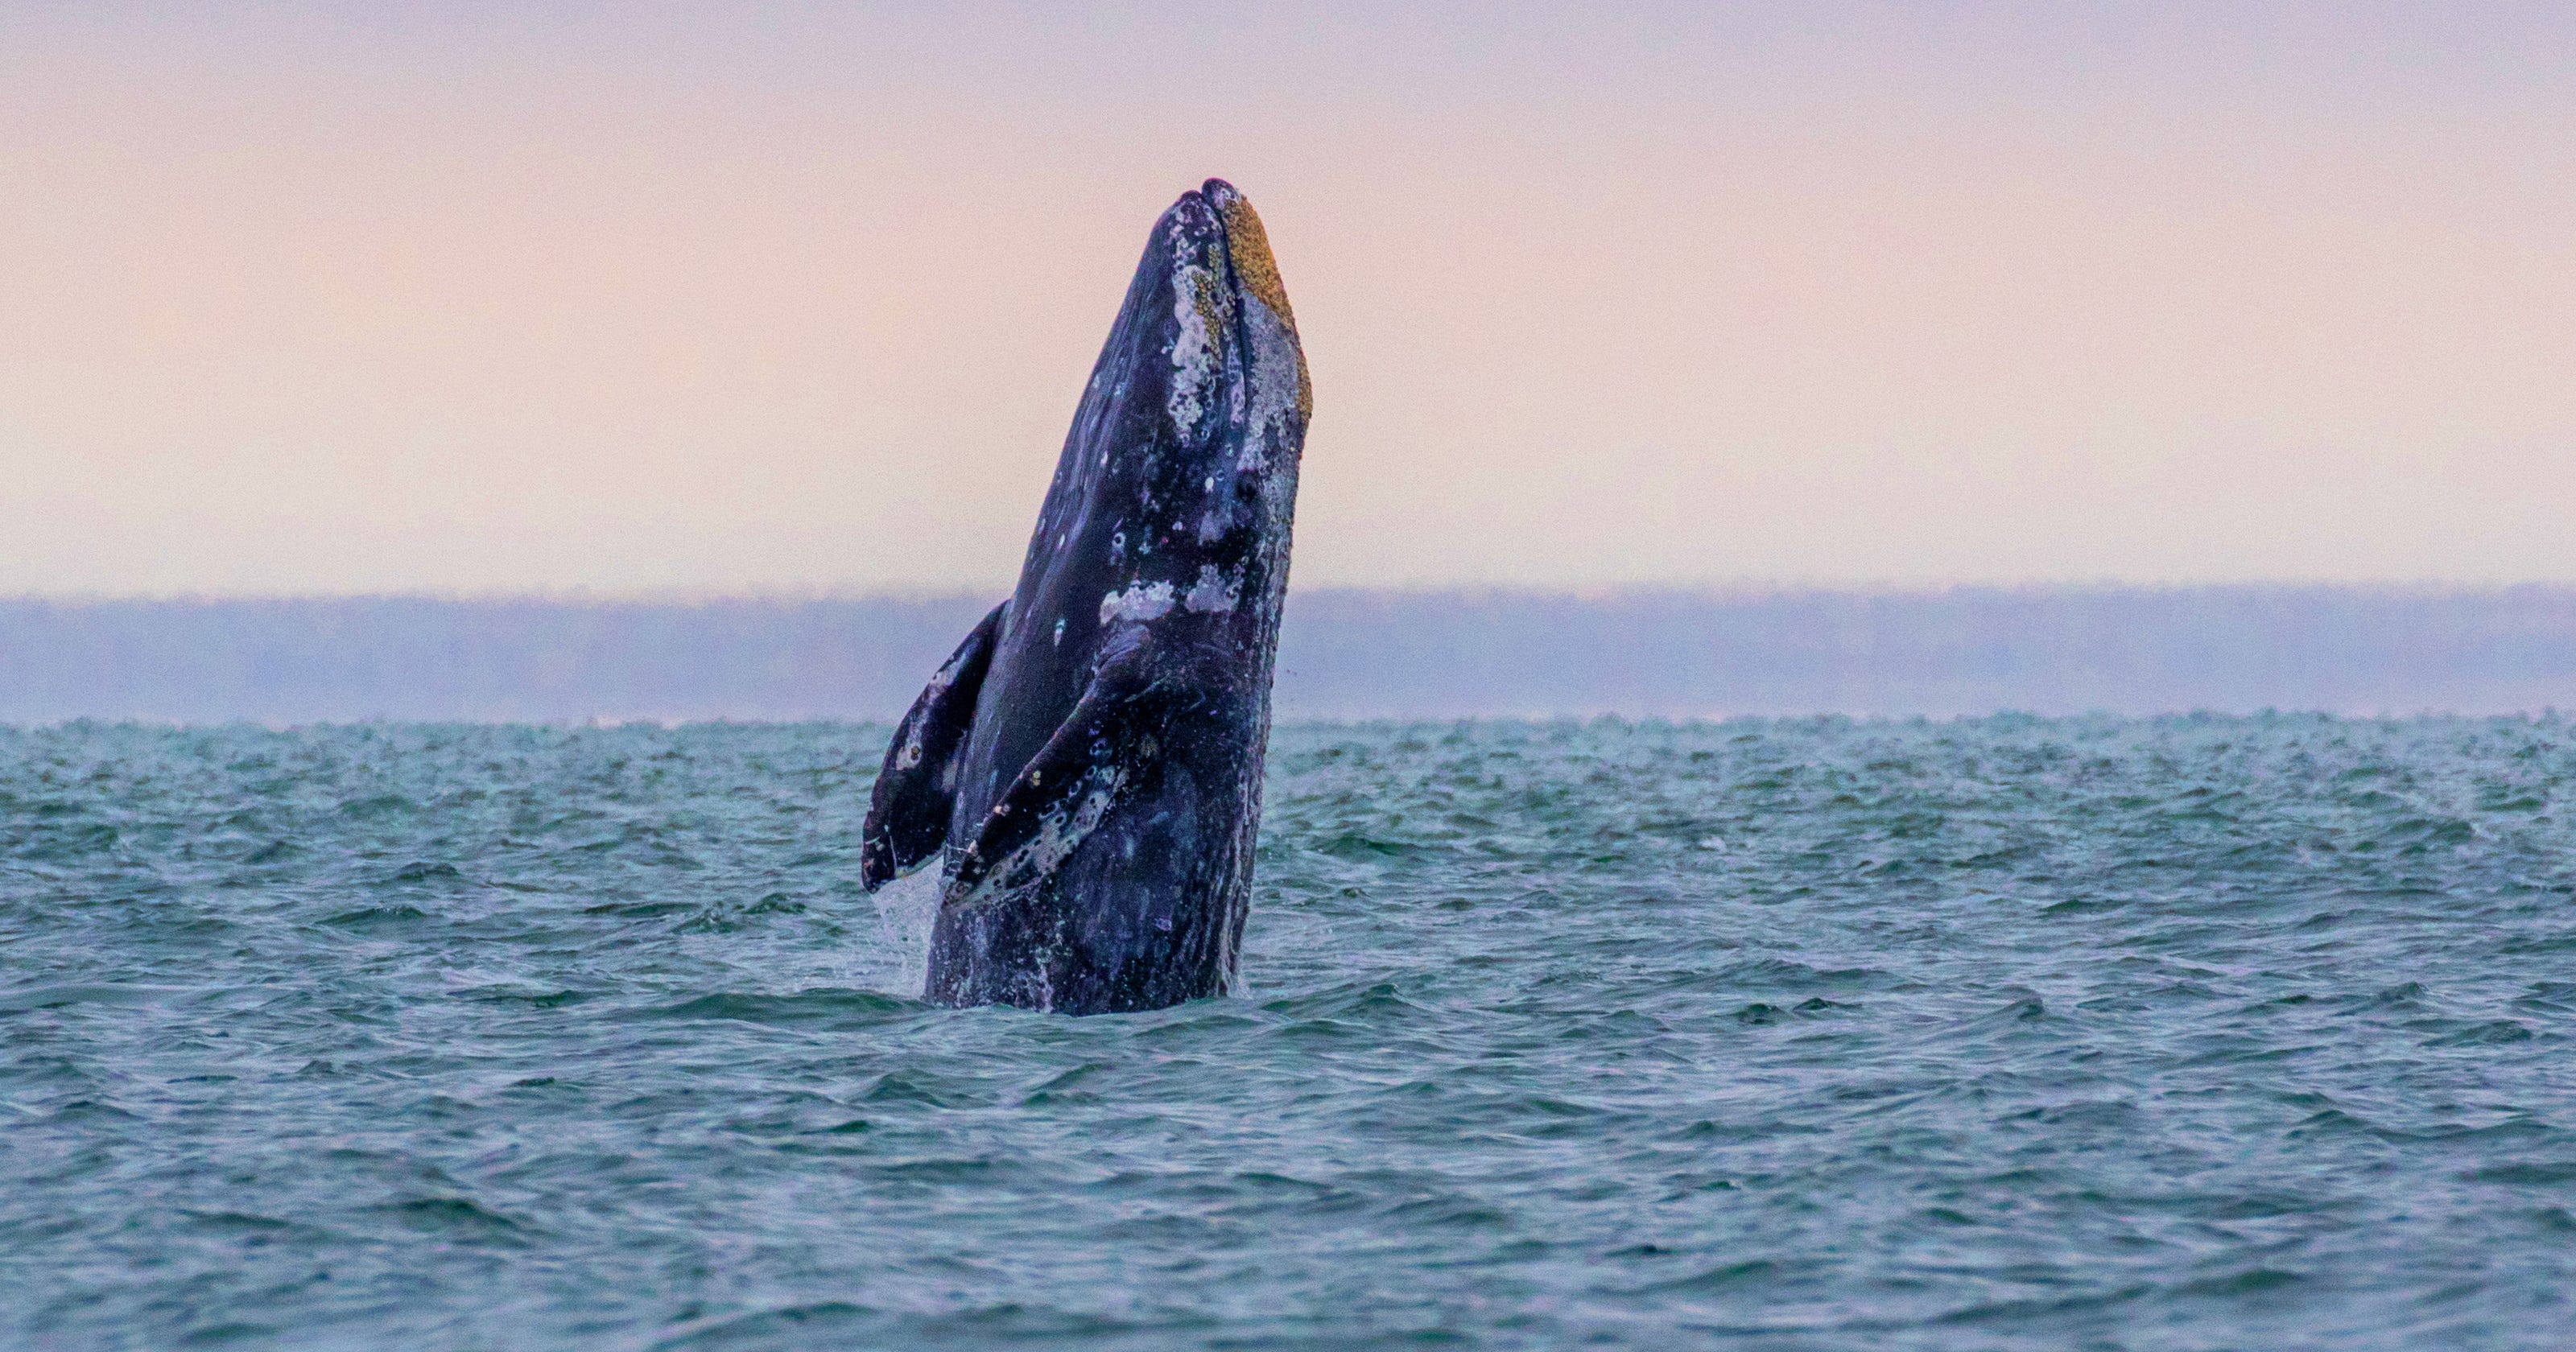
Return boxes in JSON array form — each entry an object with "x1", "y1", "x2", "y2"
[
  {"x1": 950, "y1": 634, "x2": 1172, "y2": 898},
  {"x1": 860, "y1": 600, "x2": 1009, "y2": 890}
]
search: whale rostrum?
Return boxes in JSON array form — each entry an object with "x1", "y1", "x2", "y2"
[{"x1": 859, "y1": 179, "x2": 1311, "y2": 1014}]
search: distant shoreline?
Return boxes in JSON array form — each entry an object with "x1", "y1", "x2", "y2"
[{"x1": 6, "y1": 586, "x2": 2572, "y2": 722}]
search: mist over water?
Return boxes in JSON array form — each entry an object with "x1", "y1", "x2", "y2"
[{"x1": 4, "y1": 717, "x2": 2574, "y2": 1348}]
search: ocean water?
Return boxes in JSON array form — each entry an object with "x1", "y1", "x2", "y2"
[{"x1": 3, "y1": 716, "x2": 2573, "y2": 1350}]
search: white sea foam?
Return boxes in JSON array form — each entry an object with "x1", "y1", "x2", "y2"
[{"x1": 871, "y1": 865, "x2": 945, "y2": 1000}]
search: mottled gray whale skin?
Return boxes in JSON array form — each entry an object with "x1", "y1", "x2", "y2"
[{"x1": 858, "y1": 179, "x2": 1311, "y2": 1014}]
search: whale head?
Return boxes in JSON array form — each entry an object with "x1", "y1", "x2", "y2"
[{"x1": 1014, "y1": 179, "x2": 1312, "y2": 675}]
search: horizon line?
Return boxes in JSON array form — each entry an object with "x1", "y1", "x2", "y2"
[{"x1": 10, "y1": 580, "x2": 2576, "y2": 607}]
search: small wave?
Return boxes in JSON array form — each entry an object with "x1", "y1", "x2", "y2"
[
  {"x1": 368, "y1": 1196, "x2": 533, "y2": 1242},
  {"x1": 318, "y1": 904, "x2": 432, "y2": 930},
  {"x1": 380, "y1": 861, "x2": 466, "y2": 884},
  {"x1": 650, "y1": 1302, "x2": 878, "y2": 1351},
  {"x1": 639, "y1": 989, "x2": 915, "y2": 1028},
  {"x1": 0, "y1": 983, "x2": 188, "y2": 1015},
  {"x1": 2421, "y1": 1020, "x2": 2535, "y2": 1048},
  {"x1": 336, "y1": 793, "x2": 417, "y2": 820}
]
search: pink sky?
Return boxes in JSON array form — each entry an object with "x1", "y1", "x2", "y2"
[{"x1": 3, "y1": 4, "x2": 2571, "y2": 594}]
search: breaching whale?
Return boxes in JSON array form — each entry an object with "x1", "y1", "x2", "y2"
[{"x1": 858, "y1": 179, "x2": 1311, "y2": 1013}]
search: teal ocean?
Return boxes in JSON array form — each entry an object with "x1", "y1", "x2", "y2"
[{"x1": 4, "y1": 718, "x2": 2573, "y2": 1349}]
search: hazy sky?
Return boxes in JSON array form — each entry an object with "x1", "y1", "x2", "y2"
[{"x1": 4, "y1": 2, "x2": 2571, "y2": 595}]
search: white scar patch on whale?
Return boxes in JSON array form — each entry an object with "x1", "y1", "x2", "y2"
[
  {"x1": 1183, "y1": 563, "x2": 1241, "y2": 614},
  {"x1": 1099, "y1": 580, "x2": 1176, "y2": 624},
  {"x1": 1166, "y1": 239, "x2": 1219, "y2": 435}
]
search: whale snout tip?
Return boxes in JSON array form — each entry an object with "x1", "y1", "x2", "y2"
[
  {"x1": 1157, "y1": 176, "x2": 1308, "y2": 419},
  {"x1": 1162, "y1": 182, "x2": 1224, "y2": 235},
  {"x1": 1195, "y1": 180, "x2": 1294, "y2": 336}
]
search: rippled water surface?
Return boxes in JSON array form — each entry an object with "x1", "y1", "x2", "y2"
[{"x1": 5, "y1": 717, "x2": 2575, "y2": 1350}]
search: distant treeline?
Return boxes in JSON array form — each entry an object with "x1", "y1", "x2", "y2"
[{"x1": 2, "y1": 587, "x2": 2572, "y2": 723}]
